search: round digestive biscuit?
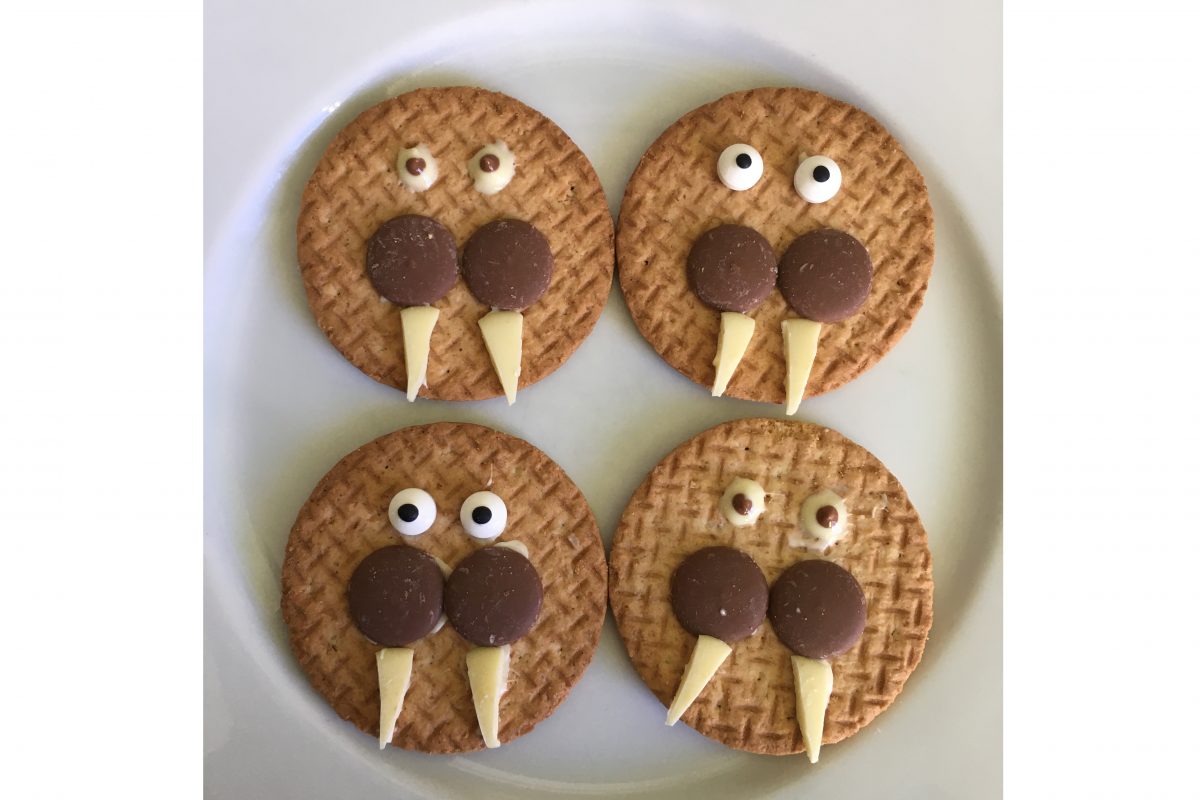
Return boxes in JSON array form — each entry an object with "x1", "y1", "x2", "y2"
[
  {"x1": 608, "y1": 418, "x2": 933, "y2": 755},
  {"x1": 281, "y1": 423, "x2": 607, "y2": 753},
  {"x1": 297, "y1": 87, "x2": 614, "y2": 401},
  {"x1": 617, "y1": 87, "x2": 934, "y2": 402}
]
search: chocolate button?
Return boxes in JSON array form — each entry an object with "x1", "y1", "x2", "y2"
[
  {"x1": 365, "y1": 214, "x2": 459, "y2": 307},
  {"x1": 768, "y1": 559, "x2": 866, "y2": 659},
  {"x1": 731, "y1": 493, "x2": 752, "y2": 516},
  {"x1": 462, "y1": 219, "x2": 554, "y2": 311},
  {"x1": 670, "y1": 546, "x2": 768, "y2": 644},
  {"x1": 816, "y1": 505, "x2": 839, "y2": 528},
  {"x1": 444, "y1": 546, "x2": 543, "y2": 646},
  {"x1": 777, "y1": 229, "x2": 874, "y2": 323},
  {"x1": 347, "y1": 545, "x2": 445, "y2": 647},
  {"x1": 686, "y1": 224, "x2": 777, "y2": 313}
]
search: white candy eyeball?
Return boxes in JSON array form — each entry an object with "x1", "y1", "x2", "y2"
[
  {"x1": 717, "y1": 144, "x2": 764, "y2": 191},
  {"x1": 719, "y1": 477, "x2": 767, "y2": 527},
  {"x1": 396, "y1": 144, "x2": 438, "y2": 192},
  {"x1": 388, "y1": 488, "x2": 437, "y2": 536},
  {"x1": 468, "y1": 142, "x2": 515, "y2": 195},
  {"x1": 460, "y1": 491, "x2": 508, "y2": 540},
  {"x1": 794, "y1": 155, "x2": 842, "y2": 203},
  {"x1": 799, "y1": 489, "x2": 849, "y2": 549}
]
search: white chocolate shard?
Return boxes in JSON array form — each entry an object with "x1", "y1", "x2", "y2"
[
  {"x1": 428, "y1": 556, "x2": 452, "y2": 635},
  {"x1": 665, "y1": 634, "x2": 732, "y2": 726},
  {"x1": 712, "y1": 312, "x2": 756, "y2": 397},
  {"x1": 791, "y1": 655, "x2": 833, "y2": 763},
  {"x1": 782, "y1": 318, "x2": 822, "y2": 414},
  {"x1": 400, "y1": 305, "x2": 439, "y2": 402},
  {"x1": 466, "y1": 644, "x2": 512, "y2": 748},
  {"x1": 376, "y1": 647, "x2": 415, "y2": 749},
  {"x1": 478, "y1": 310, "x2": 523, "y2": 405}
]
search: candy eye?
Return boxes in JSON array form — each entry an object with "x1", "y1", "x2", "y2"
[
  {"x1": 799, "y1": 489, "x2": 849, "y2": 549},
  {"x1": 395, "y1": 144, "x2": 438, "y2": 192},
  {"x1": 388, "y1": 488, "x2": 437, "y2": 536},
  {"x1": 794, "y1": 155, "x2": 842, "y2": 203},
  {"x1": 468, "y1": 142, "x2": 515, "y2": 195},
  {"x1": 716, "y1": 144, "x2": 764, "y2": 191},
  {"x1": 719, "y1": 477, "x2": 766, "y2": 527},
  {"x1": 460, "y1": 491, "x2": 508, "y2": 540}
]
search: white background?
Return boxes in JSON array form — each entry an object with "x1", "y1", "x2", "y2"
[
  {"x1": 204, "y1": 0, "x2": 999, "y2": 797},
  {"x1": 0, "y1": 0, "x2": 1197, "y2": 798}
]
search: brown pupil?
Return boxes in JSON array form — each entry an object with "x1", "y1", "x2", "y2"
[
  {"x1": 731, "y1": 493, "x2": 752, "y2": 515},
  {"x1": 816, "y1": 505, "x2": 839, "y2": 528},
  {"x1": 479, "y1": 154, "x2": 501, "y2": 173},
  {"x1": 405, "y1": 157, "x2": 426, "y2": 176}
]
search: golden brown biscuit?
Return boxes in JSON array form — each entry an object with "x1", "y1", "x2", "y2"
[
  {"x1": 609, "y1": 418, "x2": 933, "y2": 756},
  {"x1": 281, "y1": 423, "x2": 607, "y2": 753},
  {"x1": 617, "y1": 87, "x2": 934, "y2": 403},
  {"x1": 297, "y1": 87, "x2": 614, "y2": 401}
]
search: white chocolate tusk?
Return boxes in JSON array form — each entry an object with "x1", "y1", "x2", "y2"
[
  {"x1": 665, "y1": 634, "x2": 732, "y2": 726},
  {"x1": 782, "y1": 318, "x2": 822, "y2": 414},
  {"x1": 478, "y1": 310, "x2": 523, "y2": 405},
  {"x1": 428, "y1": 557, "x2": 452, "y2": 635},
  {"x1": 376, "y1": 647, "x2": 415, "y2": 749},
  {"x1": 712, "y1": 311, "x2": 756, "y2": 397},
  {"x1": 400, "y1": 306, "x2": 439, "y2": 402},
  {"x1": 466, "y1": 644, "x2": 512, "y2": 748},
  {"x1": 790, "y1": 655, "x2": 833, "y2": 763}
]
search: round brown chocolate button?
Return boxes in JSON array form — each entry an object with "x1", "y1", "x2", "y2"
[
  {"x1": 686, "y1": 224, "x2": 777, "y2": 313},
  {"x1": 365, "y1": 214, "x2": 459, "y2": 307},
  {"x1": 347, "y1": 545, "x2": 445, "y2": 647},
  {"x1": 462, "y1": 219, "x2": 554, "y2": 311},
  {"x1": 777, "y1": 229, "x2": 873, "y2": 323},
  {"x1": 768, "y1": 559, "x2": 866, "y2": 659},
  {"x1": 444, "y1": 546, "x2": 543, "y2": 646},
  {"x1": 670, "y1": 545, "x2": 768, "y2": 644}
]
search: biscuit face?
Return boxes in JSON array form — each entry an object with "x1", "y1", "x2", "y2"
[
  {"x1": 281, "y1": 423, "x2": 607, "y2": 753},
  {"x1": 297, "y1": 87, "x2": 614, "y2": 401},
  {"x1": 608, "y1": 418, "x2": 933, "y2": 755},
  {"x1": 617, "y1": 87, "x2": 934, "y2": 403}
]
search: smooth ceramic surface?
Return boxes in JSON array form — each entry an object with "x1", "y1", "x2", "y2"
[{"x1": 205, "y1": 1, "x2": 1001, "y2": 797}]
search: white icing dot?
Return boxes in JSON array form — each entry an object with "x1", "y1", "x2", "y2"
[{"x1": 469, "y1": 142, "x2": 516, "y2": 195}]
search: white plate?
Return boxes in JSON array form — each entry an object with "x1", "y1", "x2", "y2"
[{"x1": 204, "y1": 1, "x2": 1001, "y2": 797}]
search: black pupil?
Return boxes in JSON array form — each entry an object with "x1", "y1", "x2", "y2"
[
  {"x1": 397, "y1": 503, "x2": 419, "y2": 523},
  {"x1": 812, "y1": 165, "x2": 831, "y2": 182},
  {"x1": 735, "y1": 153, "x2": 753, "y2": 169},
  {"x1": 472, "y1": 506, "x2": 493, "y2": 525}
]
